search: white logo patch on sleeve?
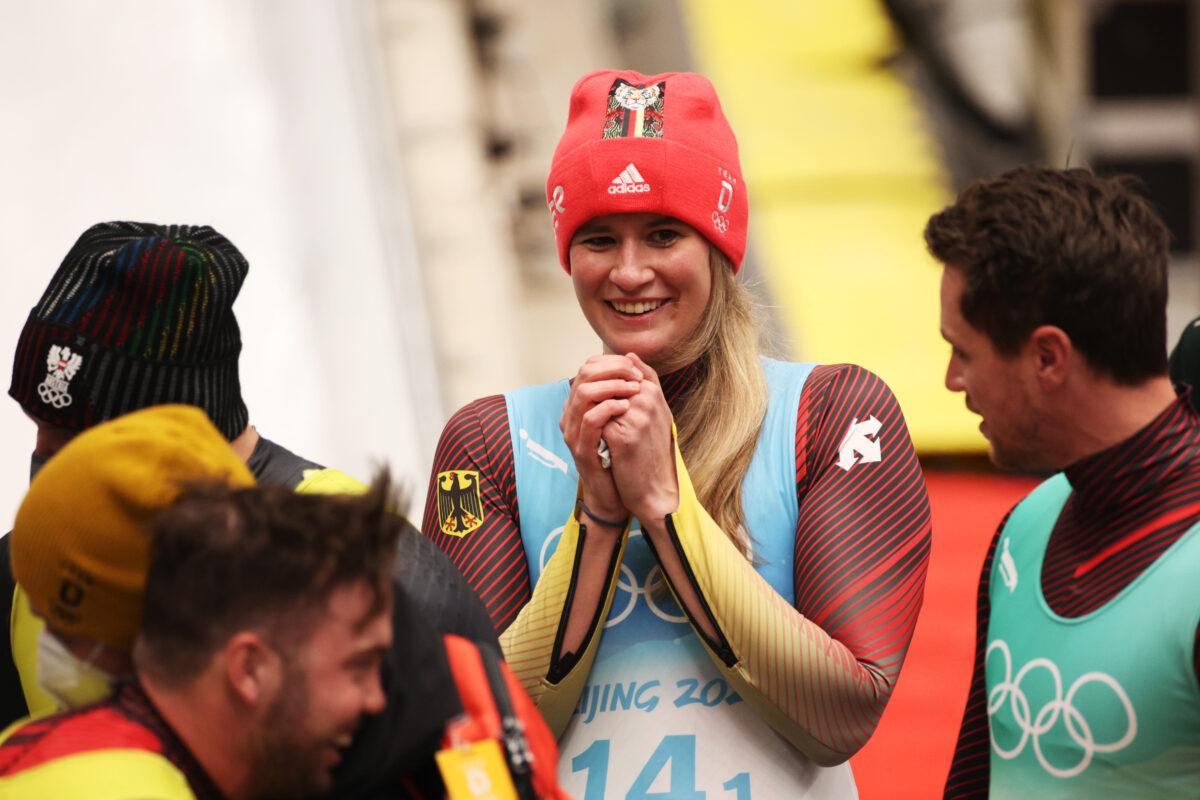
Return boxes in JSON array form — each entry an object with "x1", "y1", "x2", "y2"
[{"x1": 835, "y1": 415, "x2": 882, "y2": 471}]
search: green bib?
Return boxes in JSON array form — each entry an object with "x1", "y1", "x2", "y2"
[{"x1": 986, "y1": 474, "x2": 1200, "y2": 799}]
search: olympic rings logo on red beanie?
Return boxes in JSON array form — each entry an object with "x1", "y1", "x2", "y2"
[{"x1": 546, "y1": 70, "x2": 748, "y2": 273}]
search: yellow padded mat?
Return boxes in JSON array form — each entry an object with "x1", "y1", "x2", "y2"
[{"x1": 682, "y1": 0, "x2": 984, "y2": 452}]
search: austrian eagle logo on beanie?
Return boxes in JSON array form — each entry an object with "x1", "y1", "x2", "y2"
[
  {"x1": 546, "y1": 70, "x2": 749, "y2": 273},
  {"x1": 9, "y1": 222, "x2": 251, "y2": 438},
  {"x1": 37, "y1": 344, "x2": 83, "y2": 409}
]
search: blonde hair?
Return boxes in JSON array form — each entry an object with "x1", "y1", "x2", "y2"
[{"x1": 659, "y1": 248, "x2": 767, "y2": 557}]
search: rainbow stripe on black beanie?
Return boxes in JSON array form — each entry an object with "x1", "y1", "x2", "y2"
[{"x1": 9, "y1": 221, "x2": 250, "y2": 439}]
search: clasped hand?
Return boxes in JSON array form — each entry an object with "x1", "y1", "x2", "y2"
[{"x1": 558, "y1": 353, "x2": 680, "y2": 527}]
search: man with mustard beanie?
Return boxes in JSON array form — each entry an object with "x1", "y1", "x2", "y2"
[
  {"x1": 0, "y1": 406, "x2": 254, "y2": 793},
  {"x1": 6, "y1": 406, "x2": 255, "y2": 709},
  {"x1": 0, "y1": 405, "x2": 405, "y2": 798}
]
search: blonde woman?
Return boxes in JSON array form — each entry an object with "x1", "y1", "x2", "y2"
[{"x1": 424, "y1": 70, "x2": 931, "y2": 798}]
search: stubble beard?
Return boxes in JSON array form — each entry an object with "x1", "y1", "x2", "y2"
[
  {"x1": 986, "y1": 417, "x2": 1057, "y2": 473},
  {"x1": 247, "y1": 665, "x2": 335, "y2": 798}
]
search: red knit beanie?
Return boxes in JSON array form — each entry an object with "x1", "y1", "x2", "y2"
[{"x1": 546, "y1": 70, "x2": 748, "y2": 273}]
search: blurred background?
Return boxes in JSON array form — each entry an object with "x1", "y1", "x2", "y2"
[{"x1": 2, "y1": 1, "x2": 1197, "y2": 796}]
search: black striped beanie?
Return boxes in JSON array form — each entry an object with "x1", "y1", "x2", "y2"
[{"x1": 9, "y1": 222, "x2": 249, "y2": 439}]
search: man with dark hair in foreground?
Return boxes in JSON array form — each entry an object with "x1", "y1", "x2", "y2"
[
  {"x1": 2, "y1": 473, "x2": 402, "y2": 798},
  {"x1": 929, "y1": 166, "x2": 1200, "y2": 798}
]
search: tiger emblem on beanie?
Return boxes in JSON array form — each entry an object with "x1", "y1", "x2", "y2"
[
  {"x1": 604, "y1": 79, "x2": 666, "y2": 139},
  {"x1": 613, "y1": 82, "x2": 660, "y2": 111}
]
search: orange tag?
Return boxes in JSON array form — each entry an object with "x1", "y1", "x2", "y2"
[{"x1": 435, "y1": 739, "x2": 519, "y2": 800}]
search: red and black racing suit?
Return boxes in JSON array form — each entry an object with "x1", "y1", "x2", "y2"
[{"x1": 0, "y1": 681, "x2": 223, "y2": 798}]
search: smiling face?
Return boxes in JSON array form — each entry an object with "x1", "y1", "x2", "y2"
[
  {"x1": 251, "y1": 579, "x2": 392, "y2": 797},
  {"x1": 569, "y1": 213, "x2": 712, "y2": 370},
  {"x1": 940, "y1": 266, "x2": 1050, "y2": 470}
]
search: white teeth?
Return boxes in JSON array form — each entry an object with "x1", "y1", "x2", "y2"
[{"x1": 612, "y1": 300, "x2": 665, "y2": 315}]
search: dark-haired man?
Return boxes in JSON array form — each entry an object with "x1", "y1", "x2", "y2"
[
  {"x1": 0, "y1": 411, "x2": 401, "y2": 797},
  {"x1": 135, "y1": 481, "x2": 400, "y2": 799},
  {"x1": 929, "y1": 166, "x2": 1200, "y2": 798}
]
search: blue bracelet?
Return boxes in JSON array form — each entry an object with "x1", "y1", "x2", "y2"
[{"x1": 578, "y1": 501, "x2": 628, "y2": 530}]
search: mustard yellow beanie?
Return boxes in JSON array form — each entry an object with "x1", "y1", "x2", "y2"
[{"x1": 11, "y1": 404, "x2": 255, "y2": 651}]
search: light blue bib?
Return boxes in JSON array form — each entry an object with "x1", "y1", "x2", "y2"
[
  {"x1": 505, "y1": 358, "x2": 857, "y2": 799},
  {"x1": 987, "y1": 474, "x2": 1200, "y2": 799}
]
